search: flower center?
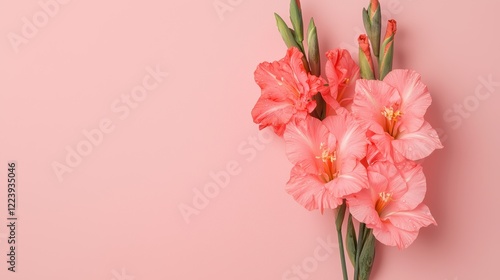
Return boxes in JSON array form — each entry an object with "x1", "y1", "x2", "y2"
[
  {"x1": 316, "y1": 142, "x2": 338, "y2": 182},
  {"x1": 375, "y1": 192, "x2": 392, "y2": 213},
  {"x1": 337, "y1": 78, "x2": 350, "y2": 102},
  {"x1": 381, "y1": 106, "x2": 403, "y2": 136}
]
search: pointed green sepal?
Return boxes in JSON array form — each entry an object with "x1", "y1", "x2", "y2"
[
  {"x1": 358, "y1": 230, "x2": 376, "y2": 280},
  {"x1": 359, "y1": 34, "x2": 376, "y2": 80},
  {"x1": 379, "y1": 41, "x2": 394, "y2": 80},
  {"x1": 379, "y1": 19, "x2": 397, "y2": 80},
  {"x1": 362, "y1": 1, "x2": 382, "y2": 59},
  {"x1": 362, "y1": 8, "x2": 372, "y2": 40},
  {"x1": 290, "y1": 0, "x2": 304, "y2": 43},
  {"x1": 359, "y1": 52, "x2": 375, "y2": 80},
  {"x1": 275, "y1": 13, "x2": 301, "y2": 50},
  {"x1": 370, "y1": 6, "x2": 381, "y2": 58},
  {"x1": 363, "y1": 0, "x2": 382, "y2": 58},
  {"x1": 307, "y1": 18, "x2": 320, "y2": 76},
  {"x1": 335, "y1": 202, "x2": 347, "y2": 231},
  {"x1": 346, "y1": 214, "x2": 357, "y2": 266}
]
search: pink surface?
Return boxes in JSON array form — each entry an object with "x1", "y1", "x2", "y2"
[{"x1": 0, "y1": 0, "x2": 498, "y2": 279}]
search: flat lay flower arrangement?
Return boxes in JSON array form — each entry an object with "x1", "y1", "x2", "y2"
[{"x1": 250, "y1": 1, "x2": 443, "y2": 279}]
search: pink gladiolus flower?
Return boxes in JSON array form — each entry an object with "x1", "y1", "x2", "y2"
[
  {"x1": 352, "y1": 69, "x2": 443, "y2": 162},
  {"x1": 322, "y1": 49, "x2": 360, "y2": 111},
  {"x1": 252, "y1": 47, "x2": 325, "y2": 136},
  {"x1": 283, "y1": 112, "x2": 368, "y2": 212},
  {"x1": 347, "y1": 161, "x2": 437, "y2": 249}
]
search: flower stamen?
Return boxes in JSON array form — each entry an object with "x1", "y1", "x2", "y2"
[
  {"x1": 381, "y1": 106, "x2": 403, "y2": 136},
  {"x1": 375, "y1": 192, "x2": 393, "y2": 213},
  {"x1": 316, "y1": 142, "x2": 338, "y2": 182}
]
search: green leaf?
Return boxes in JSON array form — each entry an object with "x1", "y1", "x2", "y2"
[
  {"x1": 307, "y1": 18, "x2": 320, "y2": 76},
  {"x1": 358, "y1": 230, "x2": 376, "y2": 280},
  {"x1": 346, "y1": 214, "x2": 357, "y2": 266},
  {"x1": 335, "y1": 202, "x2": 347, "y2": 231},
  {"x1": 274, "y1": 13, "x2": 301, "y2": 50},
  {"x1": 363, "y1": 3, "x2": 382, "y2": 59},
  {"x1": 370, "y1": 6, "x2": 381, "y2": 58},
  {"x1": 362, "y1": 8, "x2": 371, "y2": 37},
  {"x1": 290, "y1": 0, "x2": 304, "y2": 43},
  {"x1": 359, "y1": 49, "x2": 375, "y2": 80},
  {"x1": 378, "y1": 20, "x2": 397, "y2": 80},
  {"x1": 379, "y1": 39, "x2": 394, "y2": 80}
]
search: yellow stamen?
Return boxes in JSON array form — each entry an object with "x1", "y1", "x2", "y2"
[
  {"x1": 315, "y1": 142, "x2": 338, "y2": 182},
  {"x1": 375, "y1": 192, "x2": 392, "y2": 213},
  {"x1": 381, "y1": 106, "x2": 403, "y2": 136}
]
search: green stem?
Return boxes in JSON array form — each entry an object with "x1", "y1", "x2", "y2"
[
  {"x1": 337, "y1": 226, "x2": 349, "y2": 280},
  {"x1": 353, "y1": 223, "x2": 366, "y2": 280},
  {"x1": 335, "y1": 202, "x2": 348, "y2": 280}
]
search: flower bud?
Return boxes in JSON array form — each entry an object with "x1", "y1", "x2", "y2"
[
  {"x1": 275, "y1": 13, "x2": 301, "y2": 50},
  {"x1": 275, "y1": 13, "x2": 310, "y2": 73},
  {"x1": 358, "y1": 34, "x2": 375, "y2": 80},
  {"x1": 307, "y1": 18, "x2": 320, "y2": 76},
  {"x1": 379, "y1": 19, "x2": 397, "y2": 80},
  {"x1": 290, "y1": 0, "x2": 304, "y2": 43},
  {"x1": 362, "y1": 0, "x2": 381, "y2": 58}
]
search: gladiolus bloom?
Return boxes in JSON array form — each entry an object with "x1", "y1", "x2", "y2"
[
  {"x1": 283, "y1": 112, "x2": 368, "y2": 212},
  {"x1": 322, "y1": 49, "x2": 360, "y2": 111},
  {"x1": 252, "y1": 47, "x2": 325, "y2": 135},
  {"x1": 352, "y1": 69, "x2": 443, "y2": 162},
  {"x1": 347, "y1": 162, "x2": 437, "y2": 249}
]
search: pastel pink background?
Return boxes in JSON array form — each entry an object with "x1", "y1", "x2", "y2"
[{"x1": 0, "y1": 0, "x2": 499, "y2": 279}]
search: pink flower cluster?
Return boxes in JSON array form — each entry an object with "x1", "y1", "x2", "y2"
[{"x1": 251, "y1": 47, "x2": 442, "y2": 249}]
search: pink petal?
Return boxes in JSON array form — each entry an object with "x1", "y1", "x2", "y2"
[
  {"x1": 307, "y1": 73, "x2": 328, "y2": 99},
  {"x1": 323, "y1": 112, "x2": 368, "y2": 166},
  {"x1": 375, "y1": 163, "x2": 410, "y2": 198},
  {"x1": 393, "y1": 163, "x2": 427, "y2": 210},
  {"x1": 384, "y1": 203, "x2": 437, "y2": 233},
  {"x1": 284, "y1": 117, "x2": 330, "y2": 174},
  {"x1": 347, "y1": 189, "x2": 382, "y2": 228},
  {"x1": 392, "y1": 121, "x2": 444, "y2": 161},
  {"x1": 251, "y1": 96, "x2": 296, "y2": 135},
  {"x1": 372, "y1": 223, "x2": 419, "y2": 249},
  {"x1": 286, "y1": 165, "x2": 342, "y2": 211},
  {"x1": 367, "y1": 132, "x2": 397, "y2": 164},
  {"x1": 367, "y1": 162, "x2": 395, "y2": 194},
  {"x1": 323, "y1": 49, "x2": 360, "y2": 109},
  {"x1": 352, "y1": 79, "x2": 400, "y2": 131},
  {"x1": 252, "y1": 47, "x2": 320, "y2": 135},
  {"x1": 254, "y1": 48, "x2": 307, "y2": 99},
  {"x1": 383, "y1": 69, "x2": 432, "y2": 132},
  {"x1": 328, "y1": 161, "x2": 368, "y2": 198}
]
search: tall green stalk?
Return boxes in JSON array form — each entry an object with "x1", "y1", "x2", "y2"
[{"x1": 335, "y1": 202, "x2": 349, "y2": 280}]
